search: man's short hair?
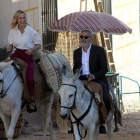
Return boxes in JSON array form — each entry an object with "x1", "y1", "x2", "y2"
[{"x1": 81, "y1": 29, "x2": 93, "y2": 37}]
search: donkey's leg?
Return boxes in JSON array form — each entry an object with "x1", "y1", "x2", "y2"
[
  {"x1": 48, "y1": 117, "x2": 56, "y2": 140},
  {"x1": 43, "y1": 107, "x2": 48, "y2": 140},
  {"x1": 0, "y1": 112, "x2": 10, "y2": 135},
  {"x1": 94, "y1": 125, "x2": 100, "y2": 140},
  {"x1": 106, "y1": 113, "x2": 113, "y2": 140},
  {"x1": 43, "y1": 92, "x2": 56, "y2": 140},
  {"x1": 7, "y1": 106, "x2": 21, "y2": 140},
  {"x1": 73, "y1": 123, "x2": 81, "y2": 140},
  {"x1": 89, "y1": 123, "x2": 96, "y2": 140}
]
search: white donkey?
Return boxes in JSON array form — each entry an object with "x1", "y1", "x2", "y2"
[
  {"x1": 0, "y1": 60, "x2": 59, "y2": 140},
  {"x1": 0, "y1": 60, "x2": 23, "y2": 140},
  {"x1": 58, "y1": 69, "x2": 121, "y2": 140}
]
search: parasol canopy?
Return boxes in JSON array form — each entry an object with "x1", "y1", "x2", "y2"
[{"x1": 49, "y1": 11, "x2": 132, "y2": 35}]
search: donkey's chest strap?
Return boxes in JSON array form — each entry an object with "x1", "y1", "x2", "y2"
[{"x1": 71, "y1": 93, "x2": 94, "y2": 138}]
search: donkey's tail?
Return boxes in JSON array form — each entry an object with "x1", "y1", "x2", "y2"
[
  {"x1": 113, "y1": 101, "x2": 122, "y2": 132},
  {"x1": 108, "y1": 83, "x2": 122, "y2": 132},
  {"x1": 117, "y1": 106, "x2": 122, "y2": 126}
]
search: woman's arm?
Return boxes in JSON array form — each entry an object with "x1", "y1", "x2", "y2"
[{"x1": 26, "y1": 44, "x2": 41, "y2": 55}]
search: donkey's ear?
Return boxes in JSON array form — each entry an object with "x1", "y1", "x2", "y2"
[
  {"x1": 61, "y1": 65, "x2": 67, "y2": 80},
  {"x1": 73, "y1": 67, "x2": 81, "y2": 82}
]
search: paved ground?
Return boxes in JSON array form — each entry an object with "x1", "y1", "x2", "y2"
[
  {"x1": 14, "y1": 132, "x2": 140, "y2": 140},
  {"x1": 13, "y1": 111, "x2": 140, "y2": 140},
  {"x1": 1, "y1": 94, "x2": 140, "y2": 140}
]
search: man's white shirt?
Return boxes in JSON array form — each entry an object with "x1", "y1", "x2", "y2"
[{"x1": 82, "y1": 43, "x2": 95, "y2": 79}]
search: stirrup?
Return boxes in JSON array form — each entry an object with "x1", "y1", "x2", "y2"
[
  {"x1": 26, "y1": 100, "x2": 37, "y2": 113},
  {"x1": 99, "y1": 124, "x2": 106, "y2": 134}
]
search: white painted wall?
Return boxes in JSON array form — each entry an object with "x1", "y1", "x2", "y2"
[
  {"x1": 57, "y1": 0, "x2": 95, "y2": 19},
  {"x1": 112, "y1": 0, "x2": 140, "y2": 94},
  {"x1": 0, "y1": 0, "x2": 13, "y2": 47}
]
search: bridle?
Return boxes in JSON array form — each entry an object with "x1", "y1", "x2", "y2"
[
  {"x1": 60, "y1": 83, "x2": 86, "y2": 110},
  {"x1": 0, "y1": 69, "x2": 19, "y2": 98},
  {"x1": 60, "y1": 84, "x2": 77, "y2": 110}
]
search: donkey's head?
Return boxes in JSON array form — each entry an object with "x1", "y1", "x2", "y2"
[
  {"x1": 0, "y1": 60, "x2": 13, "y2": 97},
  {"x1": 58, "y1": 67, "x2": 81, "y2": 119},
  {"x1": 0, "y1": 60, "x2": 13, "y2": 71}
]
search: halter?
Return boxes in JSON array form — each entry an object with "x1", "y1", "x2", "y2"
[{"x1": 60, "y1": 84, "x2": 77, "y2": 110}]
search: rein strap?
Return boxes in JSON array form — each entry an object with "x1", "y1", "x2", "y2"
[{"x1": 71, "y1": 93, "x2": 95, "y2": 138}]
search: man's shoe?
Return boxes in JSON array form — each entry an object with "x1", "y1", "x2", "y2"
[
  {"x1": 99, "y1": 124, "x2": 106, "y2": 134},
  {"x1": 68, "y1": 127, "x2": 74, "y2": 134},
  {"x1": 26, "y1": 100, "x2": 37, "y2": 113}
]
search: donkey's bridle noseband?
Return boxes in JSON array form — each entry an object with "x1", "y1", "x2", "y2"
[{"x1": 60, "y1": 84, "x2": 77, "y2": 110}]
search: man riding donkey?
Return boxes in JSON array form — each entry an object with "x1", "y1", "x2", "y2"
[{"x1": 73, "y1": 29, "x2": 114, "y2": 134}]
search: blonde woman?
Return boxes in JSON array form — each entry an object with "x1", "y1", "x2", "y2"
[{"x1": 7, "y1": 10, "x2": 41, "y2": 112}]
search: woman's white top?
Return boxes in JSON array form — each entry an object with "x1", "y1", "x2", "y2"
[{"x1": 8, "y1": 25, "x2": 41, "y2": 50}]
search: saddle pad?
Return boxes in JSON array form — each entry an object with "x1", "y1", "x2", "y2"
[
  {"x1": 13, "y1": 58, "x2": 46, "y2": 101},
  {"x1": 82, "y1": 80, "x2": 108, "y2": 121},
  {"x1": 40, "y1": 52, "x2": 72, "y2": 92}
]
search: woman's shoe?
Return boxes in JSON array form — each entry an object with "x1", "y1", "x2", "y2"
[
  {"x1": 26, "y1": 100, "x2": 37, "y2": 113},
  {"x1": 68, "y1": 127, "x2": 74, "y2": 134}
]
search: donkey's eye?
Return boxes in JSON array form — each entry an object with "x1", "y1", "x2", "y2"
[{"x1": 69, "y1": 94, "x2": 73, "y2": 98}]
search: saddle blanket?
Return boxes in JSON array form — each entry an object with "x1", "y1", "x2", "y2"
[
  {"x1": 40, "y1": 52, "x2": 73, "y2": 93},
  {"x1": 82, "y1": 80, "x2": 108, "y2": 121}
]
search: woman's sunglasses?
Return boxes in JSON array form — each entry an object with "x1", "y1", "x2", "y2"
[{"x1": 80, "y1": 35, "x2": 91, "y2": 39}]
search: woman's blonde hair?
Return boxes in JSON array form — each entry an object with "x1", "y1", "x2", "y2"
[{"x1": 11, "y1": 10, "x2": 28, "y2": 29}]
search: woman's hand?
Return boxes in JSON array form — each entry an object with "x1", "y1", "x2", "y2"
[
  {"x1": 7, "y1": 44, "x2": 13, "y2": 52},
  {"x1": 26, "y1": 48, "x2": 33, "y2": 55},
  {"x1": 26, "y1": 44, "x2": 41, "y2": 55}
]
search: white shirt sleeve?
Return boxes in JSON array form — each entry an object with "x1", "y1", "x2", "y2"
[
  {"x1": 8, "y1": 30, "x2": 13, "y2": 44},
  {"x1": 32, "y1": 31, "x2": 41, "y2": 44}
]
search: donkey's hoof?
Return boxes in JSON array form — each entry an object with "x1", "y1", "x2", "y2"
[
  {"x1": 99, "y1": 124, "x2": 106, "y2": 134},
  {"x1": 114, "y1": 126, "x2": 119, "y2": 132},
  {"x1": 7, "y1": 130, "x2": 14, "y2": 140}
]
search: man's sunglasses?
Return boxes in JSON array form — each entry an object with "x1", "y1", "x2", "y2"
[{"x1": 80, "y1": 35, "x2": 91, "y2": 39}]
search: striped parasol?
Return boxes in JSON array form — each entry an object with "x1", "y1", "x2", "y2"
[{"x1": 49, "y1": 11, "x2": 132, "y2": 35}]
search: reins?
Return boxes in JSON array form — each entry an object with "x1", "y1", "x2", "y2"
[{"x1": 71, "y1": 92, "x2": 94, "y2": 138}]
